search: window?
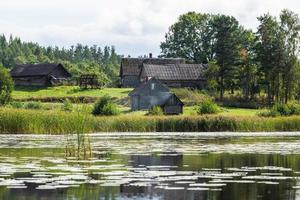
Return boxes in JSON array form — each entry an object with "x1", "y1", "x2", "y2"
[{"x1": 151, "y1": 83, "x2": 155, "y2": 90}]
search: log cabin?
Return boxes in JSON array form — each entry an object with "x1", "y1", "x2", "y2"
[{"x1": 10, "y1": 63, "x2": 71, "y2": 86}]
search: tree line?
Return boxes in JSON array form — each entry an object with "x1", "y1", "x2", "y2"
[
  {"x1": 0, "y1": 35, "x2": 121, "y2": 85},
  {"x1": 160, "y1": 9, "x2": 300, "y2": 105}
]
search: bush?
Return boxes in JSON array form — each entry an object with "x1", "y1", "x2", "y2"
[
  {"x1": 147, "y1": 106, "x2": 164, "y2": 116},
  {"x1": 258, "y1": 102, "x2": 300, "y2": 117},
  {"x1": 92, "y1": 96, "x2": 119, "y2": 116},
  {"x1": 198, "y1": 99, "x2": 220, "y2": 115},
  {"x1": 24, "y1": 101, "x2": 42, "y2": 110},
  {"x1": 62, "y1": 99, "x2": 73, "y2": 112},
  {"x1": 288, "y1": 102, "x2": 300, "y2": 115},
  {"x1": 9, "y1": 101, "x2": 24, "y2": 109},
  {"x1": 0, "y1": 66, "x2": 14, "y2": 105},
  {"x1": 272, "y1": 103, "x2": 291, "y2": 116}
]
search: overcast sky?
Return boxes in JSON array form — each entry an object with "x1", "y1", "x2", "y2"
[{"x1": 0, "y1": 0, "x2": 299, "y2": 56}]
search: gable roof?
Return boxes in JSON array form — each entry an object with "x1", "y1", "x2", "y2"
[
  {"x1": 10, "y1": 63, "x2": 70, "y2": 77},
  {"x1": 141, "y1": 64, "x2": 205, "y2": 81},
  {"x1": 129, "y1": 77, "x2": 169, "y2": 96},
  {"x1": 120, "y1": 58, "x2": 185, "y2": 77},
  {"x1": 164, "y1": 93, "x2": 184, "y2": 106}
]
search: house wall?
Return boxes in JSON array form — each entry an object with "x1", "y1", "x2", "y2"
[
  {"x1": 13, "y1": 76, "x2": 49, "y2": 86},
  {"x1": 121, "y1": 76, "x2": 140, "y2": 88},
  {"x1": 130, "y1": 79, "x2": 172, "y2": 110},
  {"x1": 164, "y1": 105, "x2": 183, "y2": 115},
  {"x1": 138, "y1": 92, "x2": 171, "y2": 110}
]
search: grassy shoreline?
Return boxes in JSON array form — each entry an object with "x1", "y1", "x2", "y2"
[{"x1": 1, "y1": 108, "x2": 300, "y2": 134}]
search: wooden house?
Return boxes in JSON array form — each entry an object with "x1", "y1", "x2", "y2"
[
  {"x1": 140, "y1": 63, "x2": 206, "y2": 89},
  {"x1": 120, "y1": 55, "x2": 185, "y2": 88},
  {"x1": 128, "y1": 78, "x2": 183, "y2": 115},
  {"x1": 10, "y1": 63, "x2": 71, "y2": 86}
]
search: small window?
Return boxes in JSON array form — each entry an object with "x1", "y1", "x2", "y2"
[{"x1": 151, "y1": 83, "x2": 155, "y2": 90}]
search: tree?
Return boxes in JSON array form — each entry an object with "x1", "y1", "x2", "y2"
[
  {"x1": 256, "y1": 14, "x2": 283, "y2": 105},
  {"x1": 211, "y1": 15, "x2": 244, "y2": 100},
  {"x1": 0, "y1": 65, "x2": 13, "y2": 105},
  {"x1": 238, "y1": 30, "x2": 259, "y2": 100},
  {"x1": 280, "y1": 9, "x2": 300, "y2": 103},
  {"x1": 160, "y1": 12, "x2": 213, "y2": 63}
]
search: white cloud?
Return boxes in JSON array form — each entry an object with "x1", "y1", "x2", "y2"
[{"x1": 0, "y1": 0, "x2": 299, "y2": 56}]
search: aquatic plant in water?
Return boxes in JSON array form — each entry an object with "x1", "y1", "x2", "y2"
[{"x1": 65, "y1": 106, "x2": 92, "y2": 160}]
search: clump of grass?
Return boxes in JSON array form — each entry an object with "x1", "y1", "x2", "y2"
[
  {"x1": 258, "y1": 102, "x2": 300, "y2": 117},
  {"x1": 23, "y1": 101, "x2": 42, "y2": 110},
  {"x1": 172, "y1": 88, "x2": 209, "y2": 105},
  {"x1": 62, "y1": 99, "x2": 73, "y2": 112},
  {"x1": 9, "y1": 101, "x2": 24, "y2": 109},
  {"x1": 92, "y1": 95, "x2": 119, "y2": 116},
  {"x1": 198, "y1": 99, "x2": 220, "y2": 115},
  {"x1": 147, "y1": 106, "x2": 164, "y2": 116}
]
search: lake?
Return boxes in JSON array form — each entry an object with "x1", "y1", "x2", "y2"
[{"x1": 0, "y1": 133, "x2": 300, "y2": 200}]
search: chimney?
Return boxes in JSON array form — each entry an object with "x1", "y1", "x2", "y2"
[{"x1": 149, "y1": 53, "x2": 153, "y2": 58}]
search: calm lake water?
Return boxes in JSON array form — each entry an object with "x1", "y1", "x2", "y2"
[{"x1": 1, "y1": 133, "x2": 300, "y2": 200}]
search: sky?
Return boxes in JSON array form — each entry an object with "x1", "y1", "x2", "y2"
[{"x1": 0, "y1": 0, "x2": 299, "y2": 57}]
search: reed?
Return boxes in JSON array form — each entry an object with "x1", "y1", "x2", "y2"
[{"x1": 1, "y1": 107, "x2": 300, "y2": 133}]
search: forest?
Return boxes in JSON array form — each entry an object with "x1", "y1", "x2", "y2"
[
  {"x1": 161, "y1": 9, "x2": 300, "y2": 105},
  {"x1": 0, "y1": 35, "x2": 121, "y2": 85}
]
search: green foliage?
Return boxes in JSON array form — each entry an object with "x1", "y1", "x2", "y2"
[
  {"x1": 258, "y1": 103, "x2": 300, "y2": 117},
  {"x1": 9, "y1": 101, "x2": 24, "y2": 109},
  {"x1": 92, "y1": 96, "x2": 120, "y2": 116},
  {"x1": 62, "y1": 99, "x2": 73, "y2": 112},
  {"x1": 161, "y1": 10, "x2": 300, "y2": 104},
  {"x1": 172, "y1": 88, "x2": 209, "y2": 105},
  {"x1": 0, "y1": 35, "x2": 121, "y2": 85},
  {"x1": 0, "y1": 65, "x2": 13, "y2": 105},
  {"x1": 160, "y1": 12, "x2": 212, "y2": 63},
  {"x1": 147, "y1": 106, "x2": 164, "y2": 116},
  {"x1": 198, "y1": 99, "x2": 220, "y2": 115},
  {"x1": 23, "y1": 101, "x2": 42, "y2": 110}
]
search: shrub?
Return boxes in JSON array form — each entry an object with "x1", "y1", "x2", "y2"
[
  {"x1": 9, "y1": 101, "x2": 24, "y2": 109},
  {"x1": 288, "y1": 102, "x2": 300, "y2": 115},
  {"x1": 92, "y1": 96, "x2": 119, "y2": 116},
  {"x1": 272, "y1": 103, "x2": 291, "y2": 116},
  {"x1": 62, "y1": 99, "x2": 73, "y2": 112},
  {"x1": 24, "y1": 101, "x2": 42, "y2": 110},
  {"x1": 198, "y1": 99, "x2": 220, "y2": 115},
  {"x1": 0, "y1": 66, "x2": 14, "y2": 105},
  {"x1": 258, "y1": 109, "x2": 280, "y2": 117},
  {"x1": 258, "y1": 102, "x2": 300, "y2": 117},
  {"x1": 147, "y1": 106, "x2": 164, "y2": 116}
]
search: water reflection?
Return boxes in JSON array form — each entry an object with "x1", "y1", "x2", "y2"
[{"x1": 0, "y1": 135, "x2": 299, "y2": 199}]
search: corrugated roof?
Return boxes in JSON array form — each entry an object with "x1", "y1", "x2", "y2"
[
  {"x1": 10, "y1": 63, "x2": 69, "y2": 77},
  {"x1": 142, "y1": 64, "x2": 205, "y2": 81},
  {"x1": 120, "y1": 58, "x2": 185, "y2": 76}
]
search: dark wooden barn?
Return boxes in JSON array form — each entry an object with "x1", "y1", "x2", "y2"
[
  {"x1": 129, "y1": 78, "x2": 183, "y2": 115},
  {"x1": 120, "y1": 55, "x2": 185, "y2": 88},
  {"x1": 140, "y1": 63, "x2": 206, "y2": 89},
  {"x1": 10, "y1": 63, "x2": 71, "y2": 86}
]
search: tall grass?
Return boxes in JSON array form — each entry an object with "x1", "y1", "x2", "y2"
[{"x1": 1, "y1": 108, "x2": 300, "y2": 133}]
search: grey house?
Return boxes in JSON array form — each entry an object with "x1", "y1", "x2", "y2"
[
  {"x1": 140, "y1": 63, "x2": 206, "y2": 88},
  {"x1": 129, "y1": 78, "x2": 183, "y2": 115},
  {"x1": 120, "y1": 55, "x2": 185, "y2": 88},
  {"x1": 10, "y1": 63, "x2": 71, "y2": 86}
]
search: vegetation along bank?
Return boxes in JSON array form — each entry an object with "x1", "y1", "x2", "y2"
[{"x1": 1, "y1": 107, "x2": 300, "y2": 134}]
